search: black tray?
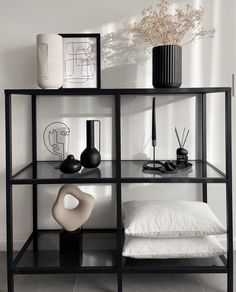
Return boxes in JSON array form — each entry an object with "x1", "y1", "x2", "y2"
[{"x1": 142, "y1": 161, "x2": 192, "y2": 175}]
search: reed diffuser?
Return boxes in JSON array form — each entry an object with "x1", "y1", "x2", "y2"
[{"x1": 175, "y1": 127, "x2": 189, "y2": 166}]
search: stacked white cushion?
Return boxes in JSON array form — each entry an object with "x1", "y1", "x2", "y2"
[
  {"x1": 123, "y1": 200, "x2": 226, "y2": 238},
  {"x1": 123, "y1": 235, "x2": 225, "y2": 259},
  {"x1": 122, "y1": 200, "x2": 226, "y2": 259}
]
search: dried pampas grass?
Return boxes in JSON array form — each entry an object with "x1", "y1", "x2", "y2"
[{"x1": 129, "y1": 0, "x2": 216, "y2": 47}]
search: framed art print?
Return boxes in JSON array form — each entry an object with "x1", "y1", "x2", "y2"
[{"x1": 59, "y1": 34, "x2": 101, "y2": 88}]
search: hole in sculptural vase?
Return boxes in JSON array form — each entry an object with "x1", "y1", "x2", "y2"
[{"x1": 63, "y1": 194, "x2": 79, "y2": 210}]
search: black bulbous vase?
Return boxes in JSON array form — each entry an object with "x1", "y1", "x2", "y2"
[
  {"x1": 60, "y1": 155, "x2": 82, "y2": 174},
  {"x1": 80, "y1": 120, "x2": 101, "y2": 168},
  {"x1": 81, "y1": 148, "x2": 101, "y2": 168}
]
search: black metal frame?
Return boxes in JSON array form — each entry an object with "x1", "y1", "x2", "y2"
[
  {"x1": 59, "y1": 33, "x2": 101, "y2": 89},
  {"x1": 5, "y1": 87, "x2": 233, "y2": 292}
]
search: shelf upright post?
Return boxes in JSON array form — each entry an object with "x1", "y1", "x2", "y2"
[
  {"x1": 32, "y1": 95, "x2": 38, "y2": 252},
  {"x1": 225, "y1": 89, "x2": 233, "y2": 292},
  {"x1": 5, "y1": 93, "x2": 14, "y2": 292},
  {"x1": 201, "y1": 93, "x2": 207, "y2": 203},
  {"x1": 115, "y1": 94, "x2": 122, "y2": 292}
]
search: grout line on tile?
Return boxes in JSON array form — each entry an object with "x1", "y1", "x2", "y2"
[
  {"x1": 196, "y1": 276, "x2": 206, "y2": 292},
  {"x1": 72, "y1": 274, "x2": 79, "y2": 292}
]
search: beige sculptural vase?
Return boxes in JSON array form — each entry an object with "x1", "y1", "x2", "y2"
[
  {"x1": 52, "y1": 185, "x2": 95, "y2": 232},
  {"x1": 37, "y1": 33, "x2": 63, "y2": 89}
]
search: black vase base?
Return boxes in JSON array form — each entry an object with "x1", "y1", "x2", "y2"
[
  {"x1": 153, "y1": 84, "x2": 182, "y2": 89},
  {"x1": 59, "y1": 229, "x2": 83, "y2": 266},
  {"x1": 60, "y1": 252, "x2": 83, "y2": 267},
  {"x1": 60, "y1": 229, "x2": 82, "y2": 254},
  {"x1": 142, "y1": 161, "x2": 192, "y2": 174}
]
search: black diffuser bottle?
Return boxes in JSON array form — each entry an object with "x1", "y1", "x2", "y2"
[
  {"x1": 175, "y1": 127, "x2": 189, "y2": 166},
  {"x1": 80, "y1": 120, "x2": 101, "y2": 168}
]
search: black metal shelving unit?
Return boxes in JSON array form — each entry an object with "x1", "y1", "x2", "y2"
[{"x1": 5, "y1": 87, "x2": 233, "y2": 292}]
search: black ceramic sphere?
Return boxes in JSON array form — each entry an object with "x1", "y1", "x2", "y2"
[
  {"x1": 60, "y1": 155, "x2": 82, "y2": 174},
  {"x1": 153, "y1": 45, "x2": 182, "y2": 88},
  {"x1": 80, "y1": 148, "x2": 101, "y2": 168}
]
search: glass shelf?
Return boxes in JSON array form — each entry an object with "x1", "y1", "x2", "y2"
[
  {"x1": 123, "y1": 256, "x2": 227, "y2": 273},
  {"x1": 11, "y1": 161, "x2": 116, "y2": 184},
  {"x1": 15, "y1": 231, "x2": 117, "y2": 273},
  {"x1": 11, "y1": 160, "x2": 226, "y2": 184},
  {"x1": 14, "y1": 230, "x2": 227, "y2": 274},
  {"x1": 121, "y1": 160, "x2": 226, "y2": 183}
]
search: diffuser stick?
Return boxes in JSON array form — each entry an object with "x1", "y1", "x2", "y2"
[
  {"x1": 175, "y1": 127, "x2": 181, "y2": 148},
  {"x1": 183, "y1": 129, "x2": 190, "y2": 148},
  {"x1": 181, "y1": 127, "x2": 186, "y2": 147}
]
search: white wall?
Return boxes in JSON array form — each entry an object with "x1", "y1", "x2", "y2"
[{"x1": 0, "y1": 0, "x2": 235, "y2": 250}]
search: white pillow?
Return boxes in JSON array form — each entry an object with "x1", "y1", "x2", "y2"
[
  {"x1": 122, "y1": 235, "x2": 226, "y2": 259},
  {"x1": 123, "y1": 200, "x2": 226, "y2": 238}
]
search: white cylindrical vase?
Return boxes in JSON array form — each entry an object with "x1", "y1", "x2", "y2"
[{"x1": 37, "y1": 33, "x2": 63, "y2": 89}]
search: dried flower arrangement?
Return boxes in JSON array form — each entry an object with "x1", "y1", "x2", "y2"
[{"x1": 129, "y1": 0, "x2": 216, "y2": 47}]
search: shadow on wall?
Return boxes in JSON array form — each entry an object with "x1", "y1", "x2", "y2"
[
  {"x1": 121, "y1": 95, "x2": 193, "y2": 117},
  {"x1": 1, "y1": 31, "x2": 146, "y2": 89},
  {"x1": 1, "y1": 46, "x2": 36, "y2": 88},
  {"x1": 122, "y1": 183, "x2": 202, "y2": 202},
  {"x1": 101, "y1": 26, "x2": 151, "y2": 88},
  {"x1": 99, "y1": 0, "x2": 221, "y2": 89},
  {"x1": 1, "y1": 28, "x2": 148, "y2": 89}
]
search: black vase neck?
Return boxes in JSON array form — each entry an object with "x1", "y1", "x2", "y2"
[{"x1": 86, "y1": 120, "x2": 95, "y2": 148}]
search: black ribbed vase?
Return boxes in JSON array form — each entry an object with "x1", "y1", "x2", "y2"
[{"x1": 152, "y1": 45, "x2": 182, "y2": 88}]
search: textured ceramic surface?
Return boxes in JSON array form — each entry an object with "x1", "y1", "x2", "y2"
[
  {"x1": 52, "y1": 185, "x2": 95, "y2": 231},
  {"x1": 152, "y1": 45, "x2": 182, "y2": 88},
  {"x1": 37, "y1": 33, "x2": 63, "y2": 89}
]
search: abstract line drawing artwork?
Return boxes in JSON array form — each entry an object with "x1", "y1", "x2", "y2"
[
  {"x1": 65, "y1": 41, "x2": 95, "y2": 83},
  {"x1": 63, "y1": 38, "x2": 97, "y2": 88},
  {"x1": 43, "y1": 122, "x2": 70, "y2": 160}
]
